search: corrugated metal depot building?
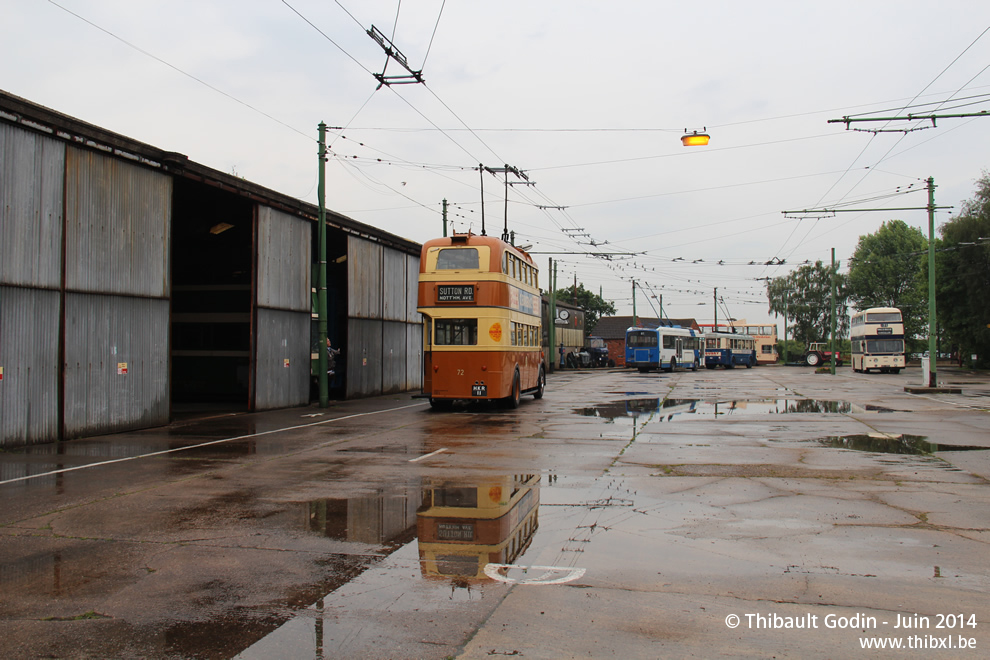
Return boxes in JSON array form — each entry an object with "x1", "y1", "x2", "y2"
[{"x1": 0, "y1": 90, "x2": 423, "y2": 448}]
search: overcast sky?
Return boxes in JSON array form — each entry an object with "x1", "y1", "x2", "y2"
[{"x1": 4, "y1": 1, "x2": 989, "y2": 326}]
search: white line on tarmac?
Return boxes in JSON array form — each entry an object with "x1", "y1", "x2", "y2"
[
  {"x1": 904, "y1": 393, "x2": 990, "y2": 411},
  {"x1": 409, "y1": 448, "x2": 448, "y2": 462},
  {"x1": 0, "y1": 402, "x2": 429, "y2": 486}
]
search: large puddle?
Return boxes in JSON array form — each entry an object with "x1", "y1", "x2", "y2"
[
  {"x1": 575, "y1": 398, "x2": 897, "y2": 420},
  {"x1": 820, "y1": 434, "x2": 990, "y2": 454}
]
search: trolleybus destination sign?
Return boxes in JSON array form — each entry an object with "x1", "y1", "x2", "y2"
[{"x1": 437, "y1": 285, "x2": 474, "y2": 302}]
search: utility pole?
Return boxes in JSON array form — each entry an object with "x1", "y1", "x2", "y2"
[
  {"x1": 573, "y1": 273, "x2": 577, "y2": 305},
  {"x1": 927, "y1": 176, "x2": 938, "y2": 387},
  {"x1": 783, "y1": 289, "x2": 790, "y2": 364},
  {"x1": 554, "y1": 260, "x2": 561, "y2": 368},
  {"x1": 713, "y1": 287, "x2": 718, "y2": 330},
  {"x1": 830, "y1": 248, "x2": 837, "y2": 376},
  {"x1": 442, "y1": 198, "x2": 448, "y2": 237},
  {"x1": 548, "y1": 258, "x2": 556, "y2": 374},
  {"x1": 316, "y1": 123, "x2": 329, "y2": 408},
  {"x1": 632, "y1": 280, "x2": 637, "y2": 326}
]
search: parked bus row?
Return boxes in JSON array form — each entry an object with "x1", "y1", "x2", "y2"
[
  {"x1": 625, "y1": 327, "x2": 757, "y2": 372},
  {"x1": 414, "y1": 232, "x2": 907, "y2": 409}
]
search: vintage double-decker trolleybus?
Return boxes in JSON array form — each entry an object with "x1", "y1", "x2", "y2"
[
  {"x1": 417, "y1": 233, "x2": 546, "y2": 408},
  {"x1": 850, "y1": 307, "x2": 905, "y2": 373}
]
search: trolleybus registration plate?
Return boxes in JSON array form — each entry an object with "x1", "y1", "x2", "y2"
[{"x1": 472, "y1": 384, "x2": 487, "y2": 397}]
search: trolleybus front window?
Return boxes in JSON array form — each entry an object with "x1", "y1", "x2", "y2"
[
  {"x1": 436, "y1": 248, "x2": 480, "y2": 270},
  {"x1": 866, "y1": 339, "x2": 904, "y2": 354}
]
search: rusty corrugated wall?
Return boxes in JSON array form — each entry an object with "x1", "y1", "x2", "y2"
[
  {"x1": 0, "y1": 123, "x2": 64, "y2": 288},
  {"x1": 254, "y1": 206, "x2": 311, "y2": 410},
  {"x1": 255, "y1": 308, "x2": 310, "y2": 409},
  {"x1": 62, "y1": 294, "x2": 169, "y2": 438},
  {"x1": 0, "y1": 287, "x2": 61, "y2": 444},
  {"x1": 0, "y1": 123, "x2": 65, "y2": 446},
  {"x1": 59, "y1": 147, "x2": 171, "y2": 438},
  {"x1": 348, "y1": 236, "x2": 382, "y2": 319},
  {"x1": 64, "y1": 147, "x2": 171, "y2": 298},
  {"x1": 346, "y1": 318, "x2": 383, "y2": 398},
  {"x1": 257, "y1": 206, "x2": 310, "y2": 312}
]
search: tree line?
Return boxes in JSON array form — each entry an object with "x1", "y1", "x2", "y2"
[{"x1": 765, "y1": 171, "x2": 990, "y2": 368}]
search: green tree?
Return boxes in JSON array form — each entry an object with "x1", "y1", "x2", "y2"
[
  {"x1": 554, "y1": 282, "x2": 616, "y2": 336},
  {"x1": 937, "y1": 172, "x2": 990, "y2": 368},
  {"x1": 766, "y1": 261, "x2": 849, "y2": 346},
  {"x1": 846, "y1": 219, "x2": 928, "y2": 351}
]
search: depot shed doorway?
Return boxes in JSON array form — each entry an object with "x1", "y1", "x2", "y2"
[{"x1": 170, "y1": 178, "x2": 255, "y2": 412}]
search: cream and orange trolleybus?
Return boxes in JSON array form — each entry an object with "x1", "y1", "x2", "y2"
[{"x1": 417, "y1": 232, "x2": 546, "y2": 409}]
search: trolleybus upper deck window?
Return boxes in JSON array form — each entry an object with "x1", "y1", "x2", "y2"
[
  {"x1": 865, "y1": 311, "x2": 902, "y2": 323},
  {"x1": 436, "y1": 248, "x2": 480, "y2": 270}
]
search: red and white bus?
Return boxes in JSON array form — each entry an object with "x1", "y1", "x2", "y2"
[{"x1": 417, "y1": 233, "x2": 546, "y2": 409}]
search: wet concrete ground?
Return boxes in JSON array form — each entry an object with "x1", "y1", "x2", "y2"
[{"x1": 2, "y1": 365, "x2": 989, "y2": 658}]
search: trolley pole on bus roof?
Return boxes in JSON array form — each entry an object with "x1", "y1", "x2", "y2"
[
  {"x1": 316, "y1": 122, "x2": 329, "y2": 408},
  {"x1": 442, "y1": 198, "x2": 448, "y2": 238}
]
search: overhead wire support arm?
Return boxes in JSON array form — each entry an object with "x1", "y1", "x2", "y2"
[
  {"x1": 367, "y1": 25, "x2": 424, "y2": 88},
  {"x1": 828, "y1": 110, "x2": 989, "y2": 130},
  {"x1": 482, "y1": 164, "x2": 531, "y2": 242}
]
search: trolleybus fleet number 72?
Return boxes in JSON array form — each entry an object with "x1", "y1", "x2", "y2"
[{"x1": 417, "y1": 233, "x2": 547, "y2": 409}]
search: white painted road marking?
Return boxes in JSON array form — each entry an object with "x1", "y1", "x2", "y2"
[
  {"x1": 0, "y1": 402, "x2": 429, "y2": 486},
  {"x1": 484, "y1": 564, "x2": 587, "y2": 585},
  {"x1": 409, "y1": 448, "x2": 448, "y2": 462}
]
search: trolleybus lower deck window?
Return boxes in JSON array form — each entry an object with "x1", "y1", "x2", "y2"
[{"x1": 435, "y1": 319, "x2": 478, "y2": 345}]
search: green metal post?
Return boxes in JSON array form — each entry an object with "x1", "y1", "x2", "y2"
[
  {"x1": 784, "y1": 289, "x2": 788, "y2": 364},
  {"x1": 632, "y1": 280, "x2": 637, "y2": 326},
  {"x1": 548, "y1": 258, "x2": 556, "y2": 374},
  {"x1": 830, "y1": 248, "x2": 837, "y2": 375},
  {"x1": 927, "y1": 176, "x2": 937, "y2": 387},
  {"x1": 713, "y1": 287, "x2": 717, "y2": 329},
  {"x1": 317, "y1": 123, "x2": 329, "y2": 407},
  {"x1": 442, "y1": 198, "x2": 448, "y2": 237},
  {"x1": 553, "y1": 260, "x2": 559, "y2": 367}
]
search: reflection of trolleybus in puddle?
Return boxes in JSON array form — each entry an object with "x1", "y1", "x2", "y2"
[{"x1": 417, "y1": 474, "x2": 540, "y2": 582}]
